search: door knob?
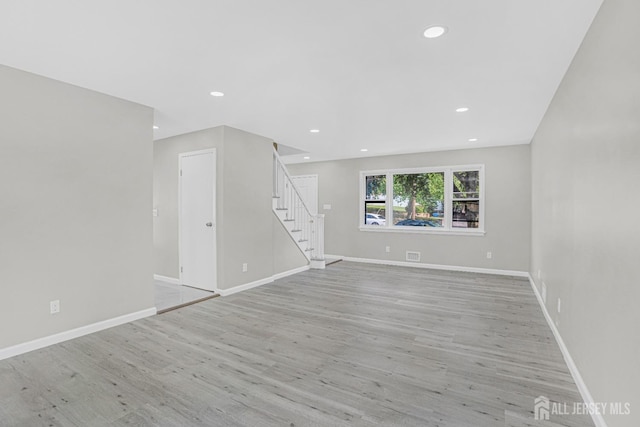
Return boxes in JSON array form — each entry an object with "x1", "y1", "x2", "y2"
[{"x1": 206, "y1": 222, "x2": 213, "y2": 227}]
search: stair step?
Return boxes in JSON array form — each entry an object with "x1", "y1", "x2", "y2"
[
  {"x1": 283, "y1": 219, "x2": 295, "y2": 222},
  {"x1": 298, "y1": 239, "x2": 308, "y2": 243},
  {"x1": 275, "y1": 208, "x2": 288, "y2": 211},
  {"x1": 272, "y1": 196, "x2": 280, "y2": 199},
  {"x1": 305, "y1": 248, "x2": 315, "y2": 252},
  {"x1": 291, "y1": 229, "x2": 302, "y2": 232}
]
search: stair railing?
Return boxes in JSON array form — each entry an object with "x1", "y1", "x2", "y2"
[{"x1": 272, "y1": 148, "x2": 325, "y2": 264}]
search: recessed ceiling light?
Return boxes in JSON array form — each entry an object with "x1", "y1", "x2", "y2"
[
  {"x1": 210, "y1": 91, "x2": 224, "y2": 97},
  {"x1": 303, "y1": 156, "x2": 311, "y2": 160},
  {"x1": 456, "y1": 107, "x2": 469, "y2": 113},
  {"x1": 153, "y1": 125, "x2": 159, "y2": 130},
  {"x1": 468, "y1": 138, "x2": 478, "y2": 142},
  {"x1": 360, "y1": 149, "x2": 368, "y2": 152},
  {"x1": 310, "y1": 129, "x2": 320, "y2": 133},
  {"x1": 423, "y1": 26, "x2": 448, "y2": 39}
]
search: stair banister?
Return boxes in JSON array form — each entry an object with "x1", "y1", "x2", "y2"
[{"x1": 272, "y1": 148, "x2": 325, "y2": 268}]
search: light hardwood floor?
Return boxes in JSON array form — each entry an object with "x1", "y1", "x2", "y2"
[{"x1": 0, "y1": 262, "x2": 594, "y2": 426}]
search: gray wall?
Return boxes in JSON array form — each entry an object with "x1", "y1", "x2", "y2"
[
  {"x1": 0, "y1": 65, "x2": 154, "y2": 349},
  {"x1": 288, "y1": 144, "x2": 531, "y2": 272},
  {"x1": 153, "y1": 127, "x2": 224, "y2": 278},
  {"x1": 153, "y1": 126, "x2": 307, "y2": 290},
  {"x1": 530, "y1": 0, "x2": 639, "y2": 425},
  {"x1": 220, "y1": 127, "x2": 278, "y2": 289}
]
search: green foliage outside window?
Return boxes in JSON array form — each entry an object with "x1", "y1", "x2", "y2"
[{"x1": 393, "y1": 173, "x2": 444, "y2": 220}]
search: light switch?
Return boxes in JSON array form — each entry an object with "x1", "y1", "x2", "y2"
[{"x1": 153, "y1": 208, "x2": 158, "y2": 217}]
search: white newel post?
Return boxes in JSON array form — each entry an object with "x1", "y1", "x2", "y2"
[{"x1": 310, "y1": 214, "x2": 326, "y2": 269}]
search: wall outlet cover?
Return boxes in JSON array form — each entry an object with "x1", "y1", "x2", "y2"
[{"x1": 50, "y1": 300, "x2": 60, "y2": 314}]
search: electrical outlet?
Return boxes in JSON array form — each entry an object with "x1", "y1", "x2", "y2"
[
  {"x1": 486, "y1": 251, "x2": 492, "y2": 259},
  {"x1": 557, "y1": 298, "x2": 561, "y2": 313},
  {"x1": 242, "y1": 263, "x2": 248, "y2": 273},
  {"x1": 385, "y1": 246, "x2": 391, "y2": 253},
  {"x1": 50, "y1": 300, "x2": 60, "y2": 314}
]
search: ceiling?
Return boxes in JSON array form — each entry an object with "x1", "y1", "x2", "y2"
[{"x1": 0, "y1": 0, "x2": 603, "y2": 163}]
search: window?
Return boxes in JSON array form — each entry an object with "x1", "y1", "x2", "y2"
[
  {"x1": 452, "y1": 170, "x2": 480, "y2": 229},
  {"x1": 392, "y1": 172, "x2": 444, "y2": 228},
  {"x1": 360, "y1": 165, "x2": 484, "y2": 234},
  {"x1": 364, "y1": 174, "x2": 386, "y2": 225}
]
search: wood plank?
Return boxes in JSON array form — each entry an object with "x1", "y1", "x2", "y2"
[{"x1": 0, "y1": 262, "x2": 594, "y2": 426}]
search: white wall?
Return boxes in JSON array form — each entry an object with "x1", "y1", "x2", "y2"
[
  {"x1": 530, "y1": 0, "x2": 639, "y2": 425},
  {"x1": 288, "y1": 144, "x2": 531, "y2": 272},
  {"x1": 0, "y1": 65, "x2": 154, "y2": 349}
]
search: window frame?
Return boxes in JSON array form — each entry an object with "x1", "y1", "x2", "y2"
[{"x1": 359, "y1": 164, "x2": 485, "y2": 235}]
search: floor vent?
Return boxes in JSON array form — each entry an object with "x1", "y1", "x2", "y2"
[{"x1": 406, "y1": 251, "x2": 421, "y2": 262}]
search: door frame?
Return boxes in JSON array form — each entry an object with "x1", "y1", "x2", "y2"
[
  {"x1": 178, "y1": 148, "x2": 217, "y2": 291},
  {"x1": 291, "y1": 174, "x2": 319, "y2": 215}
]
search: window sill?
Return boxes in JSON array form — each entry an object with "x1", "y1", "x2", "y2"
[{"x1": 359, "y1": 226, "x2": 486, "y2": 236}]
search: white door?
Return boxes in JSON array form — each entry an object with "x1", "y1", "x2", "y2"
[
  {"x1": 179, "y1": 149, "x2": 216, "y2": 291},
  {"x1": 291, "y1": 174, "x2": 318, "y2": 215}
]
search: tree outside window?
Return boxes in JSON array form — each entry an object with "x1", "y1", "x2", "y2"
[{"x1": 361, "y1": 166, "x2": 484, "y2": 233}]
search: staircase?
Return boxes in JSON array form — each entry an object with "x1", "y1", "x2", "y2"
[{"x1": 272, "y1": 148, "x2": 325, "y2": 269}]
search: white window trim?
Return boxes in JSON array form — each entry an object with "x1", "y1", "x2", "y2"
[{"x1": 359, "y1": 164, "x2": 485, "y2": 235}]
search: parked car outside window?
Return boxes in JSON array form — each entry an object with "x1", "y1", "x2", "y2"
[
  {"x1": 365, "y1": 213, "x2": 386, "y2": 225},
  {"x1": 395, "y1": 219, "x2": 440, "y2": 227}
]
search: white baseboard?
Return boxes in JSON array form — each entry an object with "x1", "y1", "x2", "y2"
[
  {"x1": 527, "y1": 274, "x2": 607, "y2": 427},
  {"x1": 0, "y1": 307, "x2": 157, "y2": 362},
  {"x1": 337, "y1": 255, "x2": 529, "y2": 277},
  {"x1": 273, "y1": 265, "x2": 310, "y2": 281},
  {"x1": 153, "y1": 274, "x2": 181, "y2": 285},
  {"x1": 218, "y1": 265, "x2": 311, "y2": 297},
  {"x1": 217, "y1": 277, "x2": 275, "y2": 297}
]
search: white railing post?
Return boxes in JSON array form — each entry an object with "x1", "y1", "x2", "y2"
[
  {"x1": 313, "y1": 214, "x2": 325, "y2": 261},
  {"x1": 272, "y1": 151, "x2": 277, "y2": 198}
]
